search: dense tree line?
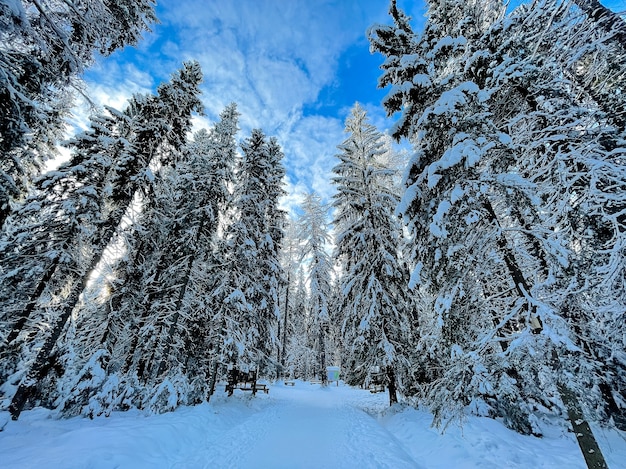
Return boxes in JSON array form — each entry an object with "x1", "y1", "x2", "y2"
[
  {"x1": 1, "y1": 3, "x2": 624, "y2": 460},
  {"x1": 0, "y1": 1, "x2": 287, "y2": 416}
]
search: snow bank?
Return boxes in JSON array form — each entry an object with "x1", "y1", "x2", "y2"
[{"x1": 1, "y1": 381, "x2": 624, "y2": 468}]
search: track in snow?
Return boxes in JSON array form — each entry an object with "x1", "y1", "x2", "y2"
[
  {"x1": 179, "y1": 383, "x2": 422, "y2": 468},
  {"x1": 3, "y1": 380, "x2": 622, "y2": 468}
]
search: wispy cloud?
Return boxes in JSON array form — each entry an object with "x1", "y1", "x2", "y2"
[{"x1": 77, "y1": 0, "x2": 412, "y2": 209}]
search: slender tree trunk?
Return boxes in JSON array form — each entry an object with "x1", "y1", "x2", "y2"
[
  {"x1": 281, "y1": 271, "x2": 290, "y2": 373},
  {"x1": 207, "y1": 359, "x2": 219, "y2": 402},
  {"x1": 483, "y1": 199, "x2": 543, "y2": 332},
  {"x1": 386, "y1": 367, "x2": 398, "y2": 406},
  {"x1": 153, "y1": 248, "x2": 199, "y2": 380},
  {"x1": 122, "y1": 239, "x2": 174, "y2": 378},
  {"x1": 504, "y1": 194, "x2": 625, "y2": 430},
  {"x1": 485, "y1": 197, "x2": 608, "y2": 468},
  {"x1": 9, "y1": 264, "x2": 89, "y2": 419},
  {"x1": 2, "y1": 254, "x2": 62, "y2": 348},
  {"x1": 559, "y1": 384, "x2": 607, "y2": 468},
  {"x1": 319, "y1": 323, "x2": 327, "y2": 385}
]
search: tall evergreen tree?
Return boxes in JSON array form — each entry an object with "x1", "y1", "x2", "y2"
[
  {"x1": 0, "y1": 0, "x2": 157, "y2": 228},
  {"x1": 284, "y1": 266, "x2": 316, "y2": 379},
  {"x1": 298, "y1": 192, "x2": 333, "y2": 384},
  {"x1": 212, "y1": 129, "x2": 285, "y2": 376},
  {"x1": 370, "y1": 4, "x2": 623, "y2": 459},
  {"x1": 277, "y1": 219, "x2": 304, "y2": 376},
  {"x1": 0, "y1": 106, "x2": 132, "y2": 378},
  {"x1": 6, "y1": 62, "x2": 203, "y2": 420},
  {"x1": 332, "y1": 103, "x2": 413, "y2": 405},
  {"x1": 107, "y1": 105, "x2": 238, "y2": 388}
]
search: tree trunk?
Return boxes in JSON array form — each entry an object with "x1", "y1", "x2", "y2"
[
  {"x1": 387, "y1": 366, "x2": 398, "y2": 406},
  {"x1": 319, "y1": 323, "x2": 327, "y2": 385},
  {"x1": 2, "y1": 254, "x2": 62, "y2": 348},
  {"x1": 121, "y1": 237, "x2": 174, "y2": 378},
  {"x1": 559, "y1": 384, "x2": 608, "y2": 468},
  {"x1": 207, "y1": 358, "x2": 219, "y2": 402},
  {"x1": 483, "y1": 199, "x2": 543, "y2": 332},
  {"x1": 485, "y1": 197, "x2": 608, "y2": 468},
  {"x1": 281, "y1": 271, "x2": 290, "y2": 373},
  {"x1": 153, "y1": 249, "x2": 198, "y2": 380},
  {"x1": 9, "y1": 269, "x2": 87, "y2": 419}
]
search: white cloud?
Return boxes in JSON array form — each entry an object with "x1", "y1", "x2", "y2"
[
  {"x1": 278, "y1": 114, "x2": 345, "y2": 203},
  {"x1": 76, "y1": 0, "x2": 402, "y2": 215}
]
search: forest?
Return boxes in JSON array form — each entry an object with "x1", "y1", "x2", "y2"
[{"x1": 0, "y1": 0, "x2": 625, "y2": 457}]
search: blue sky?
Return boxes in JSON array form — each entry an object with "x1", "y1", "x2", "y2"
[
  {"x1": 75, "y1": 0, "x2": 623, "y2": 213},
  {"x1": 75, "y1": 0, "x2": 426, "y2": 213}
]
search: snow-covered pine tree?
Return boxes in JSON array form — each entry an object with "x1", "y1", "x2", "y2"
[
  {"x1": 0, "y1": 105, "x2": 133, "y2": 388},
  {"x1": 369, "y1": 0, "x2": 624, "y2": 447},
  {"x1": 152, "y1": 105, "x2": 240, "y2": 388},
  {"x1": 277, "y1": 218, "x2": 302, "y2": 377},
  {"x1": 298, "y1": 192, "x2": 333, "y2": 385},
  {"x1": 369, "y1": 0, "x2": 565, "y2": 433},
  {"x1": 0, "y1": 0, "x2": 157, "y2": 229},
  {"x1": 332, "y1": 103, "x2": 413, "y2": 406},
  {"x1": 485, "y1": 0, "x2": 626, "y2": 431},
  {"x1": 211, "y1": 129, "x2": 285, "y2": 378},
  {"x1": 283, "y1": 262, "x2": 315, "y2": 380},
  {"x1": 56, "y1": 91, "x2": 233, "y2": 420},
  {"x1": 7, "y1": 62, "x2": 203, "y2": 420},
  {"x1": 262, "y1": 137, "x2": 287, "y2": 376}
]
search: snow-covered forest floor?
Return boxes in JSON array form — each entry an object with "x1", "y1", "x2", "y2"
[{"x1": 1, "y1": 381, "x2": 625, "y2": 468}]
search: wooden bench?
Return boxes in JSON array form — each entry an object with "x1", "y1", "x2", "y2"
[
  {"x1": 369, "y1": 372, "x2": 385, "y2": 393},
  {"x1": 225, "y1": 369, "x2": 269, "y2": 396}
]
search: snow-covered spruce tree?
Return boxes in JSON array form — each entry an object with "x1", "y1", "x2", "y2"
[
  {"x1": 107, "y1": 105, "x2": 237, "y2": 383},
  {"x1": 211, "y1": 129, "x2": 285, "y2": 378},
  {"x1": 369, "y1": 0, "x2": 563, "y2": 434},
  {"x1": 263, "y1": 137, "x2": 287, "y2": 377},
  {"x1": 0, "y1": 0, "x2": 156, "y2": 229},
  {"x1": 332, "y1": 103, "x2": 413, "y2": 406},
  {"x1": 298, "y1": 192, "x2": 333, "y2": 384},
  {"x1": 277, "y1": 218, "x2": 302, "y2": 377},
  {"x1": 284, "y1": 264, "x2": 316, "y2": 379},
  {"x1": 0, "y1": 106, "x2": 133, "y2": 385},
  {"x1": 369, "y1": 0, "x2": 625, "y2": 440},
  {"x1": 56, "y1": 98, "x2": 234, "y2": 420},
  {"x1": 441, "y1": 0, "x2": 626, "y2": 435},
  {"x1": 152, "y1": 104, "x2": 240, "y2": 395},
  {"x1": 486, "y1": 0, "x2": 626, "y2": 430},
  {"x1": 7, "y1": 62, "x2": 203, "y2": 420}
]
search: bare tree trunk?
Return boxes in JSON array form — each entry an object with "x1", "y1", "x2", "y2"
[{"x1": 387, "y1": 366, "x2": 398, "y2": 406}]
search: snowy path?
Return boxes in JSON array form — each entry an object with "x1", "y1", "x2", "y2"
[
  {"x1": 177, "y1": 387, "x2": 421, "y2": 468},
  {"x1": 1, "y1": 381, "x2": 625, "y2": 468}
]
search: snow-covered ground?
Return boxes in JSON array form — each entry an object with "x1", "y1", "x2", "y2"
[{"x1": 1, "y1": 381, "x2": 625, "y2": 468}]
